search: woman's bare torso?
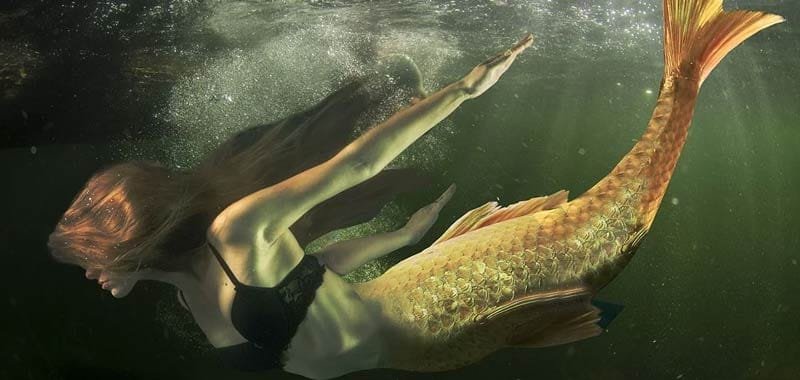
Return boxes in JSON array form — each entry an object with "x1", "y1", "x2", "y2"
[{"x1": 183, "y1": 230, "x2": 386, "y2": 379}]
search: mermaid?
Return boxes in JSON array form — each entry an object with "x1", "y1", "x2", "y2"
[{"x1": 48, "y1": 0, "x2": 783, "y2": 378}]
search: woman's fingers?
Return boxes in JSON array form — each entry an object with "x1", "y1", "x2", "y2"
[
  {"x1": 424, "y1": 184, "x2": 456, "y2": 215},
  {"x1": 512, "y1": 33, "x2": 534, "y2": 52},
  {"x1": 462, "y1": 33, "x2": 534, "y2": 98},
  {"x1": 405, "y1": 185, "x2": 454, "y2": 234},
  {"x1": 435, "y1": 184, "x2": 457, "y2": 207},
  {"x1": 480, "y1": 33, "x2": 534, "y2": 69}
]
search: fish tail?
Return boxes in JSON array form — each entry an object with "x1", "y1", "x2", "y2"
[{"x1": 663, "y1": 0, "x2": 784, "y2": 86}]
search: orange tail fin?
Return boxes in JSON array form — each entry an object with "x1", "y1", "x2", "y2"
[{"x1": 663, "y1": 0, "x2": 784, "y2": 85}]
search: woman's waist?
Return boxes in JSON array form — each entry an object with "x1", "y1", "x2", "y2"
[
  {"x1": 295, "y1": 270, "x2": 385, "y2": 353},
  {"x1": 284, "y1": 274, "x2": 386, "y2": 377}
]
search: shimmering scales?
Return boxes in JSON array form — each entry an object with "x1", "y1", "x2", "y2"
[
  {"x1": 357, "y1": 180, "x2": 648, "y2": 370},
  {"x1": 362, "y1": 186, "x2": 638, "y2": 342}
]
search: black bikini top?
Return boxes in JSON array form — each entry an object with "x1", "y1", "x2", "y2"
[{"x1": 182, "y1": 243, "x2": 325, "y2": 371}]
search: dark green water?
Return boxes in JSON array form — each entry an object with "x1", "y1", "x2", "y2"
[{"x1": 2, "y1": 1, "x2": 799, "y2": 379}]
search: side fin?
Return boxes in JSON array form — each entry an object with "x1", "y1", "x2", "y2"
[
  {"x1": 476, "y1": 285, "x2": 590, "y2": 324},
  {"x1": 510, "y1": 299, "x2": 624, "y2": 348},
  {"x1": 591, "y1": 299, "x2": 624, "y2": 330},
  {"x1": 509, "y1": 306, "x2": 603, "y2": 348},
  {"x1": 471, "y1": 285, "x2": 600, "y2": 348},
  {"x1": 474, "y1": 288, "x2": 624, "y2": 348},
  {"x1": 432, "y1": 190, "x2": 568, "y2": 245},
  {"x1": 663, "y1": 0, "x2": 784, "y2": 85}
]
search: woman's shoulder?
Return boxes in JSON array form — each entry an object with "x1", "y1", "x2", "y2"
[
  {"x1": 206, "y1": 199, "x2": 267, "y2": 247},
  {"x1": 208, "y1": 224, "x2": 308, "y2": 288}
]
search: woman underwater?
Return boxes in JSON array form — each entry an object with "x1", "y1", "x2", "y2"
[{"x1": 48, "y1": 0, "x2": 783, "y2": 378}]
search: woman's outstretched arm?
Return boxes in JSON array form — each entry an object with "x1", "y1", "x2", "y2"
[
  {"x1": 314, "y1": 185, "x2": 455, "y2": 275},
  {"x1": 211, "y1": 34, "x2": 533, "y2": 244}
]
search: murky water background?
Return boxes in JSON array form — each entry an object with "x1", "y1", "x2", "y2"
[{"x1": 2, "y1": 1, "x2": 799, "y2": 379}]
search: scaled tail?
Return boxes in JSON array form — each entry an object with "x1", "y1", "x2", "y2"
[{"x1": 663, "y1": 0, "x2": 784, "y2": 85}]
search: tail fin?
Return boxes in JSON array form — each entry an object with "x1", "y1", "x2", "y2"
[{"x1": 663, "y1": 0, "x2": 784, "y2": 85}]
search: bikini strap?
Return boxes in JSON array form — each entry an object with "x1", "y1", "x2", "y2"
[
  {"x1": 208, "y1": 243, "x2": 242, "y2": 288},
  {"x1": 178, "y1": 290, "x2": 192, "y2": 313}
]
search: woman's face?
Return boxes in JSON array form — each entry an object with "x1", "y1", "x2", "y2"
[{"x1": 84, "y1": 266, "x2": 140, "y2": 298}]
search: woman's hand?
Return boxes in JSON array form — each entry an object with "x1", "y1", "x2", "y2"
[
  {"x1": 402, "y1": 184, "x2": 457, "y2": 244},
  {"x1": 460, "y1": 33, "x2": 534, "y2": 99}
]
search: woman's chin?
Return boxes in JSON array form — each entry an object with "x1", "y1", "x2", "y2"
[{"x1": 110, "y1": 287, "x2": 132, "y2": 298}]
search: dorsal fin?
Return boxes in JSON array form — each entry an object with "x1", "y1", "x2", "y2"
[
  {"x1": 432, "y1": 190, "x2": 569, "y2": 245},
  {"x1": 432, "y1": 202, "x2": 500, "y2": 245}
]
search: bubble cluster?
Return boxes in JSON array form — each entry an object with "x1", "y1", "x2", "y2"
[{"x1": 101, "y1": 0, "x2": 670, "y2": 169}]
